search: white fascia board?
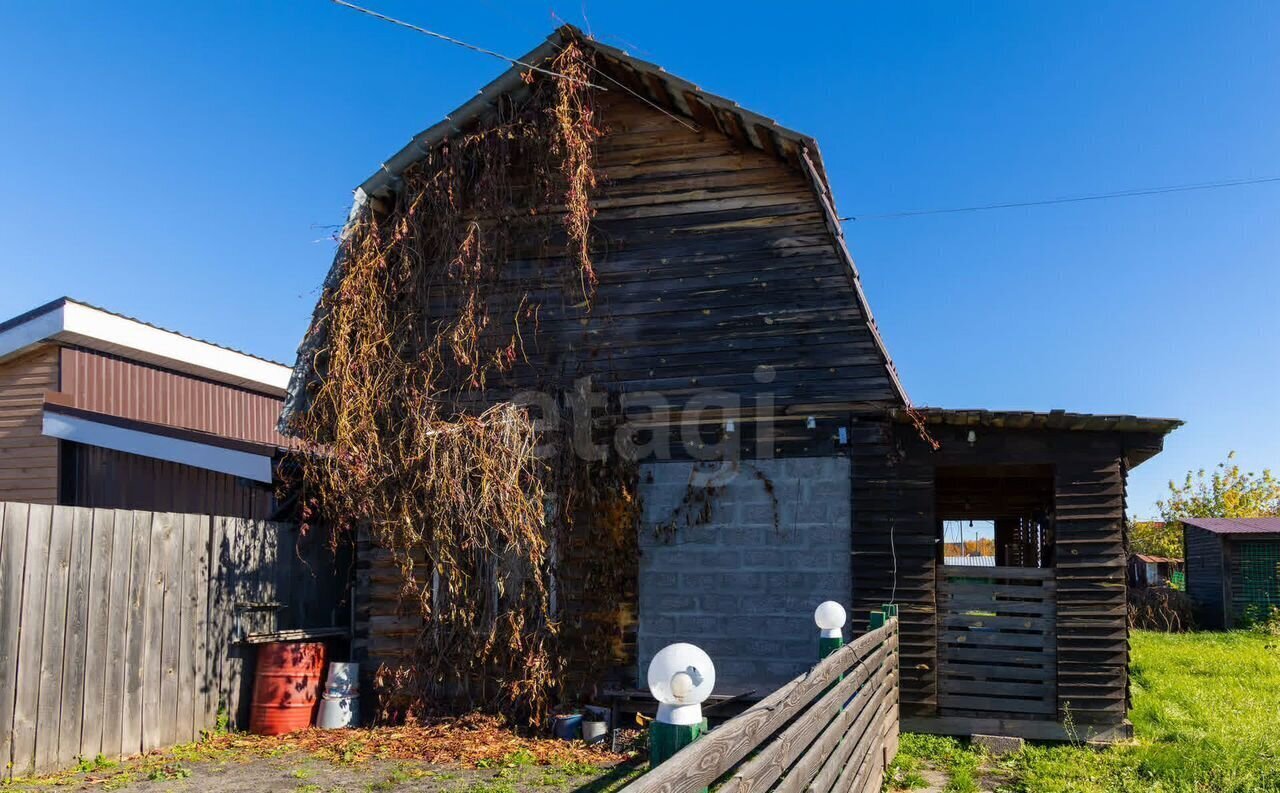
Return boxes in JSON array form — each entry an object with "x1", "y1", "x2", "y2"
[
  {"x1": 44, "y1": 410, "x2": 274, "y2": 483},
  {"x1": 0, "y1": 299, "x2": 292, "y2": 395},
  {"x1": 58, "y1": 302, "x2": 291, "y2": 394},
  {"x1": 0, "y1": 303, "x2": 66, "y2": 363}
]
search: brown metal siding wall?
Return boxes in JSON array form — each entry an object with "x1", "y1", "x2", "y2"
[
  {"x1": 59, "y1": 347, "x2": 287, "y2": 447},
  {"x1": 59, "y1": 441, "x2": 276, "y2": 519},
  {"x1": 0, "y1": 346, "x2": 59, "y2": 503}
]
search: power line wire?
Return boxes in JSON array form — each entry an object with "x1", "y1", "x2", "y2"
[
  {"x1": 839, "y1": 174, "x2": 1280, "y2": 221},
  {"x1": 550, "y1": 41, "x2": 700, "y2": 132},
  {"x1": 329, "y1": 0, "x2": 604, "y2": 89}
]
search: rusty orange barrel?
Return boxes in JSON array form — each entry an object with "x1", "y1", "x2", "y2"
[{"x1": 249, "y1": 641, "x2": 327, "y2": 735}]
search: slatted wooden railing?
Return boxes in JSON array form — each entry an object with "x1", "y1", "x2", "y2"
[
  {"x1": 937, "y1": 565, "x2": 1056, "y2": 718},
  {"x1": 623, "y1": 615, "x2": 899, "y2": 793}
]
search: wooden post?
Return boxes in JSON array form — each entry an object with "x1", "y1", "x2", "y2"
[
  {"x1": 649, "y1": 719, "x2": 707, "y2": 767},
  {"x1": 815, "y1": 601, "x2": 847, "y2": 661},
  {"x1": 646, "y1": 642, "x2": 714, "y2": 788},
  {"x1": 819, "y1": 634, "x2": 844, "y2": 660}
]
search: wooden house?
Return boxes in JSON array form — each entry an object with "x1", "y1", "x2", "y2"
[
  {"x1": 0, "y1": 298, "x2": 292, "y2": 518},
  {"x1": 1183, "y1": 517, "x2": 1280, "y2": 628},
  {"x1": 282, "y1": 27, "x2": 1180, "y2": 740}
]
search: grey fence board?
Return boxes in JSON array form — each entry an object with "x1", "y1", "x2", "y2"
[
  {"x1": 0, "y1": 504, "x2": 351, "y2": 779},
  {"x1": 38, "y1": 505, "x2": 75, "y2": 775},
  {"x1": 55, "y1": 507, "x2": 93, "y2": 770},
  {"x1": 155, "y1": 512, "x2": 182, "y2": 751},
  {"x1": 12, "y1": 504, "x2": 53, "y2": 777},
  {"x1": 121, "y1": 510, "x2": 151, "y2": 758},
  {"x1": 0, "y1": 504, "x2": 29, "y2": 772},
  {"x1": 100, "y1": 509, "x2": 132, "y2": 759},
  {"x1": 176, "y1": 513, "x2": 203, "y2": 744},
  {"x1": 206, "y1": 515, "x2": 229, "y2": 728},
  {"x1": 80, "y1": 508, "x2": 115, "y2": 759}
]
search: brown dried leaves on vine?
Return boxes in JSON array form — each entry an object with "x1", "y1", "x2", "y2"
[{"x1": 290, "y1": 42, "x2": 618, "y2": 727}]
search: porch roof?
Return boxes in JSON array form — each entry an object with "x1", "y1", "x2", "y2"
[
  {"x1": 898, "y1": 407, "x2": 1183, "y2": 435},
  {"x1": 893, "y1": 407, "x2": 1182, "y2": 467}
]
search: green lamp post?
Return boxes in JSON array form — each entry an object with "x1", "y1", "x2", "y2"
[
  {"x1": 647, "y1": 642, "x2": 715, "y2": 767},
  {"x1": 815, "y1": 600, "x2": 847, "y2": 660}
]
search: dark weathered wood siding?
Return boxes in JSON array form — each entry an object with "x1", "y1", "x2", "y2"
[
  {"x1": 1184, "y1": 524, "x2": 1225, "y2": 628},
  {"x1": 355, "y1": 91, "x2": 901, "y2": 683},
  {"x1": 866, "y1": 422, "x2": 1162, "y2": 733},
  {"x1": 1053, "y1": 457, "x2": 1127, "y2": 727},
  {"x1": 0, "y1": 346, "x2": 59, "y2": 504},
  {"x1": 59, "y1": 442, "x2": 277, "y2": 519},
  {"x1": 850, "y1": 418, "x2": 936, "y2": 717},
  {"x1": 573, "y1": 92, "x2": 899, "y2": 411},
  {"x1": 396, "y1": 91, "x2": 901, "y2": 424}
]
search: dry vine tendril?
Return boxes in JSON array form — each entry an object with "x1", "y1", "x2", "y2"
[{"x1": 290, "y1": 42, "x2": 636, "y2": 727}]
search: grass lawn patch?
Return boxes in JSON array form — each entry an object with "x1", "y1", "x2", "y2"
[{"x1": 888, "y1": 629, "x2": 1280, "y2": 793}]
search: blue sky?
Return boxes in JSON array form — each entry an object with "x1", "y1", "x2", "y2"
[{"x1": 2, "y1": 2, "x2": 1276, "y2": 517}]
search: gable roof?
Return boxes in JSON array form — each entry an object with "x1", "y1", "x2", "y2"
[
  {"x1": 282, "y1": 25, "x2": 908, "y2": 425},
  {"x1": 0, "y1": 297, "x2": 292, "y2": 395},
  {"x1": 352, "y1": 25, "x2": 833, "y2": 211},
  {"x1": 1181, "y1": 517, "x2": 1280, "y2": 536}
]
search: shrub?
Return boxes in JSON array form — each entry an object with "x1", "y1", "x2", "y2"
[{"x1": 1127, "y1": 586, "x2": 1195, "y2": 631}]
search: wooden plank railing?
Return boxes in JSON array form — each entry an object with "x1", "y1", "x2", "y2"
[
  {"x1": 622, "y1": 615, "x2": 899, "y2": 793},
  {"x1": 937, "y1": 565, "x2": 1056, "y2": 718}
]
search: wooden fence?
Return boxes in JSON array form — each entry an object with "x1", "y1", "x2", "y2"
[
  {"x1": 0, "y1": 502, "x2": 350, "y2": 779},
  {"x1": 623, "y1": 613, "x2": 899, "y2": 793}
]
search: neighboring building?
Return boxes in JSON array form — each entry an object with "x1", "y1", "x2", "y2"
[
  {"x1": 282, "y1": 27, "x2": 1181, "y2": 741},
  {"x1": 1127, "y1": 552, "x2": 1183, "y2": 589},
  {"x1": 0, "y1": 297, "x2": 292, "y2": 518},
  {"x1": 1183, "y1": 517, "x2": 1280, "y2": 628}
]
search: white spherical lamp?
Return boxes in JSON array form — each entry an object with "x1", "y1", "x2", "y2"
[
  {"x1": 647, "y1": 643, "x2": 715, "y2": 726},
  {"x1": 814, "y1": 600, "x2": 847, "y2": 639}
]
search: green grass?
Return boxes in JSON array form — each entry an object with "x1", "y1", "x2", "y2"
[
  {"x1": 888, "y1": 734, "x2": 981, "y2": 792},
  {"x1": 889, "y1": 629, "x2": 1280, "y2": 793}
]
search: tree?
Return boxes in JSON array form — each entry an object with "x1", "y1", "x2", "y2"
[
  {"x1": 1139, "y1": 452, "x2": 1280, "y2": 559},
  {"x1": 1157, "y1": 451, "x2": 1280, "y2": 521},
  {"x1": 1129, "y1": 519, "x2": 1181, "y2": 559}
]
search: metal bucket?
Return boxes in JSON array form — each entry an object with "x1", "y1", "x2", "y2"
[
  {"x1": 582, "y1": 720, "x2": 608, "y2": 745},
  {"x1": 316, "y1": 694, "x2": 360, "y2": 729},
  {"x1": 324, "y1": 662, "x2": 359, "y2": 697}
]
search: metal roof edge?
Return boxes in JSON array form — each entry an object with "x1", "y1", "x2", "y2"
[{"x1": 0, "y1": 297, "x2": 292, "y2": 393}]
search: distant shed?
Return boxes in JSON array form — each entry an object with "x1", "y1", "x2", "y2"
[
  {"x1": 1127, "y1": 553, "x2": 1182, "y2": 589},
  {"x1": 1183, "y1": 517, "x2": 1280, "y2": 628}
]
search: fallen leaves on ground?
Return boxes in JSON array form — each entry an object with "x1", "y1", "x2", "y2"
[{"x1": 202, "y1": 713, "x2": 627, "y2": 768}]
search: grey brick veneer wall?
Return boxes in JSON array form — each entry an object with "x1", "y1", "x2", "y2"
[{"x1": 636, "y1": 457, "x2": 852, "y2": 694}]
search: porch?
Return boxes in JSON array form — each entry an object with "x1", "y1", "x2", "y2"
[{"x1": 854, "y1": 408, "x2": 1180, "y2": 742}]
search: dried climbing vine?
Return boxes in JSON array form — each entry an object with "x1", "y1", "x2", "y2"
[{"x1": 289, "y1": 42, "x2": 636, "y2": 727}]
